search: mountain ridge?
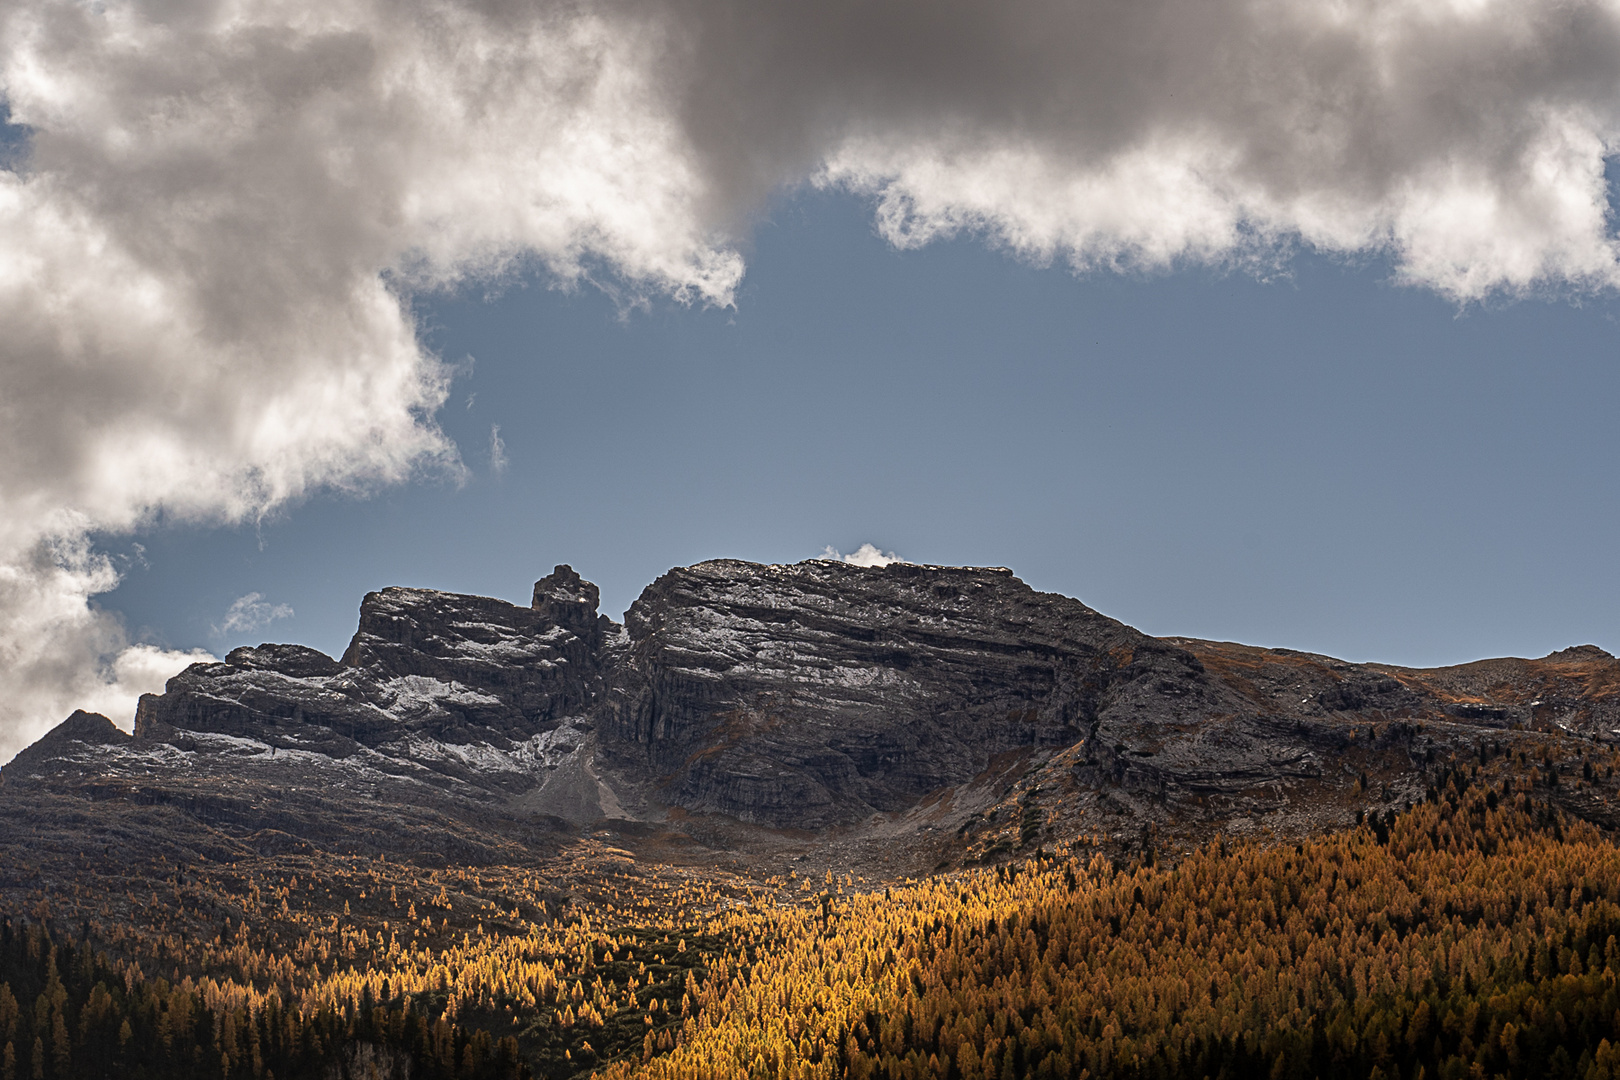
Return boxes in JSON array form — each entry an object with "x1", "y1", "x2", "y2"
[
  {"x1": 5, "y1": 557, "x2": 1619, "y2": 882},
  {"x1": 4, "y1": 558, "x2": 1619, "y2": 1080}
]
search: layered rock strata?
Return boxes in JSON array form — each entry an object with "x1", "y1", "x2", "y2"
[{"x1": 6, "y1": 557, "x2": 1620, "y2": 872}]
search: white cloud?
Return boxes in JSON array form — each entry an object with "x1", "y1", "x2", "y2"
[
  {"x1": 3, "y1": 0, "x2": 1620, "y2": 760},
  {"x1": 823, "y1": 544, "x2": 906, "y2": 568},
  {"x1": 0, "y1": 536, "x2": 212, "y2": 758},
  {"x1": 73, "y1": 643, "x2": 217, "y2": 734},
  {"x1": 213, "y1": 593, "x2": 295, "y2": 638},
  {"x1": 490, "y1": 425, "x2": 508, "y2": 475}
]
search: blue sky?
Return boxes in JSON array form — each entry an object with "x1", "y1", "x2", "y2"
[
  {"x1": 100, "y1": 189, "x2": 1620, "y2": 670},
  {"x1": 6, "y1": 0, "x2": 1620, "y2": 760}
]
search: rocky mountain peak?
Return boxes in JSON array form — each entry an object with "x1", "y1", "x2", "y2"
[
  {"x1": 602, "y1": 557, "x2": 1172, "y2": 828},
  {"x1": 532, "y1": 564, "x2": 606, "y2": 649},
  {"x1": 10, "y1": 557, "x2": 1620, "y2": 877},
  {"x1": 1545, "y1": 644, "x2": 1616, "y2": 662},
  {"x1": 225, "y1": 642, "x2": 344, "y2": 678},
  {"x1": 1, "y1": 710, "x2": 128, "y2": 784}
]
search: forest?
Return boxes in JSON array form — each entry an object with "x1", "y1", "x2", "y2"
[{"x1": 8, "y1": 755, "x2": 1620, "y2": 1078}]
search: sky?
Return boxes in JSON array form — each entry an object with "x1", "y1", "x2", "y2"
[
  {"x1": 3, "y1": 0, "x2": 1620, "y2": 762},
  {"x1": 101, "y1": 190, "x2": 1620, "y2": 670}
]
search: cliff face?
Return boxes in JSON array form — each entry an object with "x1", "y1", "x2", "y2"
[
  {"x1": 7, "y1": 557, "x2": 1620, "y2": 873},
  {"x1": 602, "y1": 559, "x2": 1207, "y2": 827},
  {"x1": 128, "y1": 566, "x2": 607, "y2": 794}
]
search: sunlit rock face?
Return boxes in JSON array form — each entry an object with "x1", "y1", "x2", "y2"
[
  {"x1": 11, "y1": 557, "x2": 1217, "y2": 835},
  {"x1": 600, "y1": 559, "x2": 1159, "y2": 827},
  {"x1": 128, "y1": 566, "x2": 610, "y2": 794},
  {"x1": 8, "y1": 557, "x2": 1620, "y2": 872}
]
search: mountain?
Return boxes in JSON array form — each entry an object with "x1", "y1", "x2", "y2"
[
  {"x1": 6, "y1": 557, "x2": 1620, "y2": 1080},
  {"x1": 5, "y1": 557, "x2": 1618, "y2": 882}
]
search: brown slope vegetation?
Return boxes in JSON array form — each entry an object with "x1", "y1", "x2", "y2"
[
  {"x1": 9, "y1": 560, "x2": 1620, "y2": 1077},
  {"x1": 1175, "y1": 639, "x2": 1620, "y2": 738},
  {"x1": 613, "y1": 774, "x2": 1620, "y2": 1080},
  {"x1": 11, "y1": 766, "x2": 1620, "y2": 1079},
  {"x1": 0, "y1": 836, "x2": 777, "y2": 1079}
]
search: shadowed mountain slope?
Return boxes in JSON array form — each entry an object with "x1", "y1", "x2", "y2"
[{"x1": 5, "y1": 558, "x2": 1619, "y2": 882}]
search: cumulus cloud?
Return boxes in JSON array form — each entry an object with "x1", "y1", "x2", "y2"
[
  {"x1": 0, "y1": 537, "x2": 213, "y2": 758},
  {"x1": 823, "y1": 544, "x2": 907, "y2": 568},
  {"x1": 2, "y1": 0, "x2": 1620, "y2": 759},
  {"x1": 213, "y1": 593, "x2": 295, "y2": 638}
]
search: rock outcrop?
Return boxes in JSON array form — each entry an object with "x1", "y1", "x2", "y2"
[
  {"x1": 7, "y1": 557, "x2": 1620, "y2": 874},
  {"x1": 0, "y1": 710, "x2": 128, "y2": 784},
  {"x1": 604, "y1": 559, "x2": 1183, "y2": 827},
  {"x1": 128, "y1": 566, "x2": 610, "y2": 795}
]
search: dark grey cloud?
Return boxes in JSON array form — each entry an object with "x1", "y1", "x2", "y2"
[{"x1": 661, "y1": 0, "x2": 1620, "y2": 290}]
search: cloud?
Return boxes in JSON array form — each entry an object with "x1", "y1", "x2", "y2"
[
  {"x1": 490, "y1": 425, "x2": 508, "y2": 475},
  {"x1": 72, "y1": 642, "x2": 217, "y2": 734},
  {"x1": 213, "y1": 593, "x2": 295, "y2": 638},
  {"x1": 823, "y1": 544, "x2": 906, "y2": 568},
  {"x1": 0, "y1": 536, "x2": 212, "y2": 760},
  {"x1": 2, "y1": 0, "x2": 1620, "y2": 759}
]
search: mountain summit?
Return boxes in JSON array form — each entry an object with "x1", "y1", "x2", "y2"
[{"x1": 6, "y1": 558, "x2": 1619, "y2": 882}]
